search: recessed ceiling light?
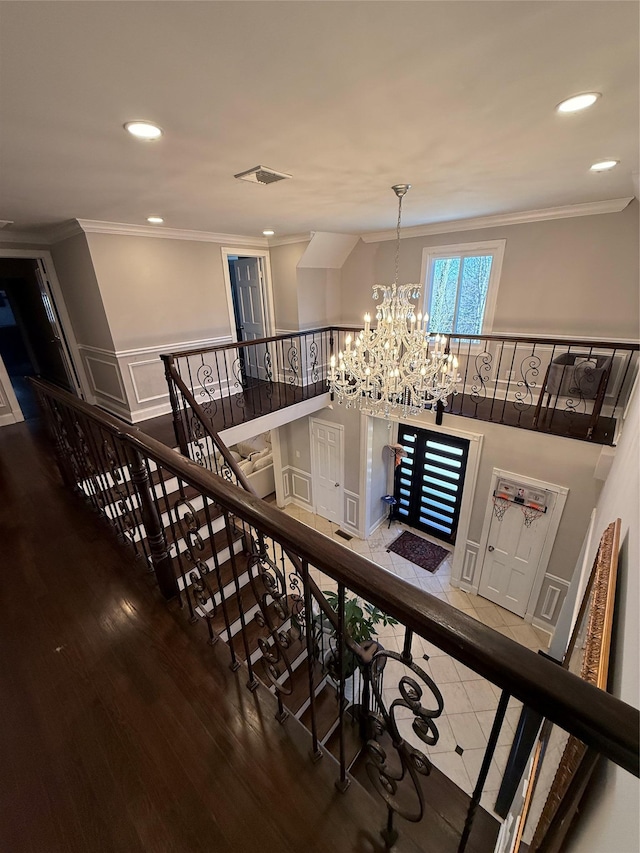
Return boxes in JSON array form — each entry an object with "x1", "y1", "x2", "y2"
[
  {"x1": 124, "y1": 120, "x2": 163, "y2": 140},
  {"x1": 147, "y1": 216, "x2": 164, "y2": 224},
  {"x1": 263, "y1": 229, "x2": 275, "y2": 236},
  {"x1": 590, "y1": 159, "x2": 619, "y2": 172},
  {"x1": 556, "y1": 92, "x2": 601, "y2": 113}
]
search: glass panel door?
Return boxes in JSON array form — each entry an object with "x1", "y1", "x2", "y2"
[{"x1": 394, "y1": 424, "x2": 469, "y2": 543}]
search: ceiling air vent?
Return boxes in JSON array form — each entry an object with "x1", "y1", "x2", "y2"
[{"x1": 234, "y1": 165, "x2": 292, "y2": 185}]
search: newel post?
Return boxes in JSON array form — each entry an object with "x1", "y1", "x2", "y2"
[
  {"x1": 161, "y1": 354, "x2": 190, "y2": 458},
  {"x1": 127, "y1": 446, "x2": 178, "y2": 600}
]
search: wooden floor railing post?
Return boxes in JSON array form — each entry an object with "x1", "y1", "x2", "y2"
[{"x1": 127, "y1": 446, "x2": 178, "y2": 600}]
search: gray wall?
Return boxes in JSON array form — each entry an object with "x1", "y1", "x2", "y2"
[
  {"x1": 279, "y1": 403, "x2": 362, "y2": 497},
  {"x1": 85, "y1": 232, "x2": 243, "y2": 351},
  {"x1": 400, "y1": 407, "x2": 601, "y2": 584},
  {"x1": 269, "y1": 240, "x2": 308, "y2": 331},
  {"x1": 343, "y1": 202, "x2": 639, "y2": 339},
  {"x1": 564, "y1": 385, "x2": 639, "y2": 853},
  {"x1": 298, "y1": 268, "x2": 342, "y2": 330},
  {"x1": 50, "y1": 233, "x2": 114, "y2": 350}
]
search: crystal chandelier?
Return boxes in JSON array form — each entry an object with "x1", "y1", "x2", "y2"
[{"x1": 329, "y1": 184, "x2": 460, "y2": 419}]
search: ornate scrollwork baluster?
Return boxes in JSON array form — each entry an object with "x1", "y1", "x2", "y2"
[
  {"x1": 563, "y1": 358, "x2": 596, "y2": 420},
  {"x1": 196, "y1": 361, "x2": 218, "y2": 419},
  {"x1": 309, "y1": 339, "x2": 319, "y2": 383},
  {"x1": 246, "y1": 536, "x2": 304, "y2": 705},
  {"x1": 365, "y1": 649, "x2": 444, "y2": 847},
  {"x1": 264, "y1": 347, "x2": 274, "y2": 402},
  {"x1": 470, "y1": 348, "x2": 493, "y2": 415},
  {"x1": 231, "y1": 355, "x2": 246, "y2": 411},
  {"x1": 514, "y1": 352, "x2": 541, "y2": 416},
  {"x1": 174, "y1": 498, "x2": 219, "y2": 641},
  {"x1": 101, "y1": 438, "x2": 138, "y2": 543},
  {"x1": 287, "y1": 343, "x2": 300, "y2": 386}
]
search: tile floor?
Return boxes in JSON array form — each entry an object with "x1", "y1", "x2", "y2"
[{"x1": 280, "y1": 503, "x2": 551, "y2": 818}]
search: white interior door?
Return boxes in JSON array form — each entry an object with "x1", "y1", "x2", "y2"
[
  {"x1": 478, "y1": 501, "x2": 552, "y2": 616},
  {"x1": 232, "y1": 258, "x2": 267, "y2": 380},
  {"x1": 35, "y1": 260, "x2": 82, "y2": 395},
  {"x1": 311, "y1": 419, "x2": 343, "y2": 524}
]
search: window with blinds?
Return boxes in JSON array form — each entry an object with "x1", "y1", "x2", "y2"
[{"x1": 394, "y1": 424, "x2": 469, "y2": 543}]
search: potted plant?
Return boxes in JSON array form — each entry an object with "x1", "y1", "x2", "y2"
[{"x1": 320, "y1": 590, "x2": 399, "y2": 684}]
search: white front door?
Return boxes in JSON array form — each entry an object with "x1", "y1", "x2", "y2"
[
  {"x1": 232, "y1": 258, "x2": 267, "y2": 380},
  {"x1": 311, "y1": 419, "x2": 343, "y2": 524},
  {"x1": 478, "y1": 500, "x2": 552, "y2": 617}
]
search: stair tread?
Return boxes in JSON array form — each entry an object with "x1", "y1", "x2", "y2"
[
  {"x1": 299, "y1": 680, "x2": 341, "y2": 741},
  {"x1": 207, "y1": 572, "x2": 268, "y2": 631},
  {"x1": 325, "y1": 710, "x2": 364, "y2": 770}
]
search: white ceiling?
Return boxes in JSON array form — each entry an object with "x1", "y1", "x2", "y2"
[{"x1": 0, "y1": 1, "x2": 637, "y2": 239}]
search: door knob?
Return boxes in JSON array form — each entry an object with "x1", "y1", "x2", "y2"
[
  {"x1": 335, "y1": 482, "x2": 340, "y2": 487},
  {"x1": 488, "y1": 545, "x2": 495, "y2": 552}
]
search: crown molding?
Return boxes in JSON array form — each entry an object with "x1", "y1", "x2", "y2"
[
  {"x1": 48, "y1": 220, "x2": 85, "y2": 243},
  {"x1": 359, "y1": 197, "x2": 635, "y2": 243},
  {"x1": 75, "y1": 219, "x2": 268, "y2": 247},
  {"x1": 267, "y1": 233, "x2": 311, "y2": 247}
]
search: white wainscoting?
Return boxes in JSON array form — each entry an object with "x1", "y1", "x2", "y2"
[
  {"x1": 79, "y1": 346, "x2": 129, "y2": 418},
  {"x1": 342, "y1": 489, "x2": 360, "y2": 535},
  {"x1": 79, "y1": 337, "x2": 232, "y2": 422},
  {"x1": 532, "y1": 573, "x2": 570, "y2": 632},
  {"x1": 281, "y1": 465, "x2": 313, "y2": 510},
  {"x1": 456, "y1": 540, "x2": 480, "y2": 591}
]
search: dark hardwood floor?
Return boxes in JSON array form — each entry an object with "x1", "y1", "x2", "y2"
[{"x1": 1, "y1": 420, "x2": 431, "y2": 853}]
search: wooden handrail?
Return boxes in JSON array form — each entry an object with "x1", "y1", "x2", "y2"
[
  {"x1": 160, "y1": 327, "x2": 336, "y2": 360},
  {"x1": 31, "y1": 377, "x2": 639, "y2": 777},
  {"x1": 161, "y1": 328, "x2": 639, "y2": 361}
]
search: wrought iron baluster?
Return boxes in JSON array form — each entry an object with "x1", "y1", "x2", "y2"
[
  {"x1": 489, "y1": 340, "x2": 505, "y2": 421},
  {"x1": 213, "y1": 350, "x2": 226, "y2": 430},
  {"x1": 112, "y1": 433, "x2": 150, "y2": 555},
  {"x1": 458, "y1": 690, "x2": 510, "y2": 853},
  {"x1": 173, "y1": 493, "x2": 218, "y2": 631},
  {"x1": 335, "y1": 582, "x2": 350, "y2": 792},
  {"x1": 224, "y1": 512, "x2": 258, "y2": 688},
  {"x1": 329, "y1": 330, "x2": 335, "y2": 401},
  {"x1": 365, "y1": 642, "x2": 444, "y2": 849},
  {"x1": 514, "y1": 342, "x2": 541, "y2": 424},
  {"x1": 152, "y1": 460, "x2": 188, "y2": 612},
  {"x1": 302, "y1": 559, "x2": 322, "y2": 761},
  {"x1": 202, "y1": 498, "x2": 239, "y2": 666},
  {"x1": 500, "y1": 343, "x2": 518, "y2": 423},
  {"x1": 471, "y1": 343, "x2": 493, "y2": 417}
]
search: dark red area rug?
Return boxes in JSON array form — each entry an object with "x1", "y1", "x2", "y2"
[{"x1": 387, "y1": 531, "x2": 449, "y2": 573}]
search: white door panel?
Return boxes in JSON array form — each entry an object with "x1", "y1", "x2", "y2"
[
  {"x1": 479, "y1": 501, "x2": 551, "y2": 617},
  {"x1": 311, "y1": 420, "x2": 343, "y2": 524}
]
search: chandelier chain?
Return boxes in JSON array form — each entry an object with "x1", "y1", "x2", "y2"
[{"x1": 394, "y1": 192, "x2": 402, "y2": 287}]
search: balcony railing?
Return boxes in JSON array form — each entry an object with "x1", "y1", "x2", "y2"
[
  {"x1": 161, "y1": 329, "x2": 333, "y2": 445},
  {"x1": 163, "y1": 330, "x2": 638, "y2": 452},
  {"x1": 32, "y1": 378, "x2": 638, "y2": 852}
]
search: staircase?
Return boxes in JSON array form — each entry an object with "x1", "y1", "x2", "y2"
[{"x1": 77, "y1": 427, "x2": 359, "y2": 766}]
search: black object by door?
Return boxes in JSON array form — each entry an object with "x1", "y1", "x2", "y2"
[{"x1": 394, "y1": 424, "x2": 469, "y2": 544}]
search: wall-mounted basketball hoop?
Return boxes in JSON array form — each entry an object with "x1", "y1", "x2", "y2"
[{"x1": 492, "y1": 479, "x2": 549, "y2": 526}]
